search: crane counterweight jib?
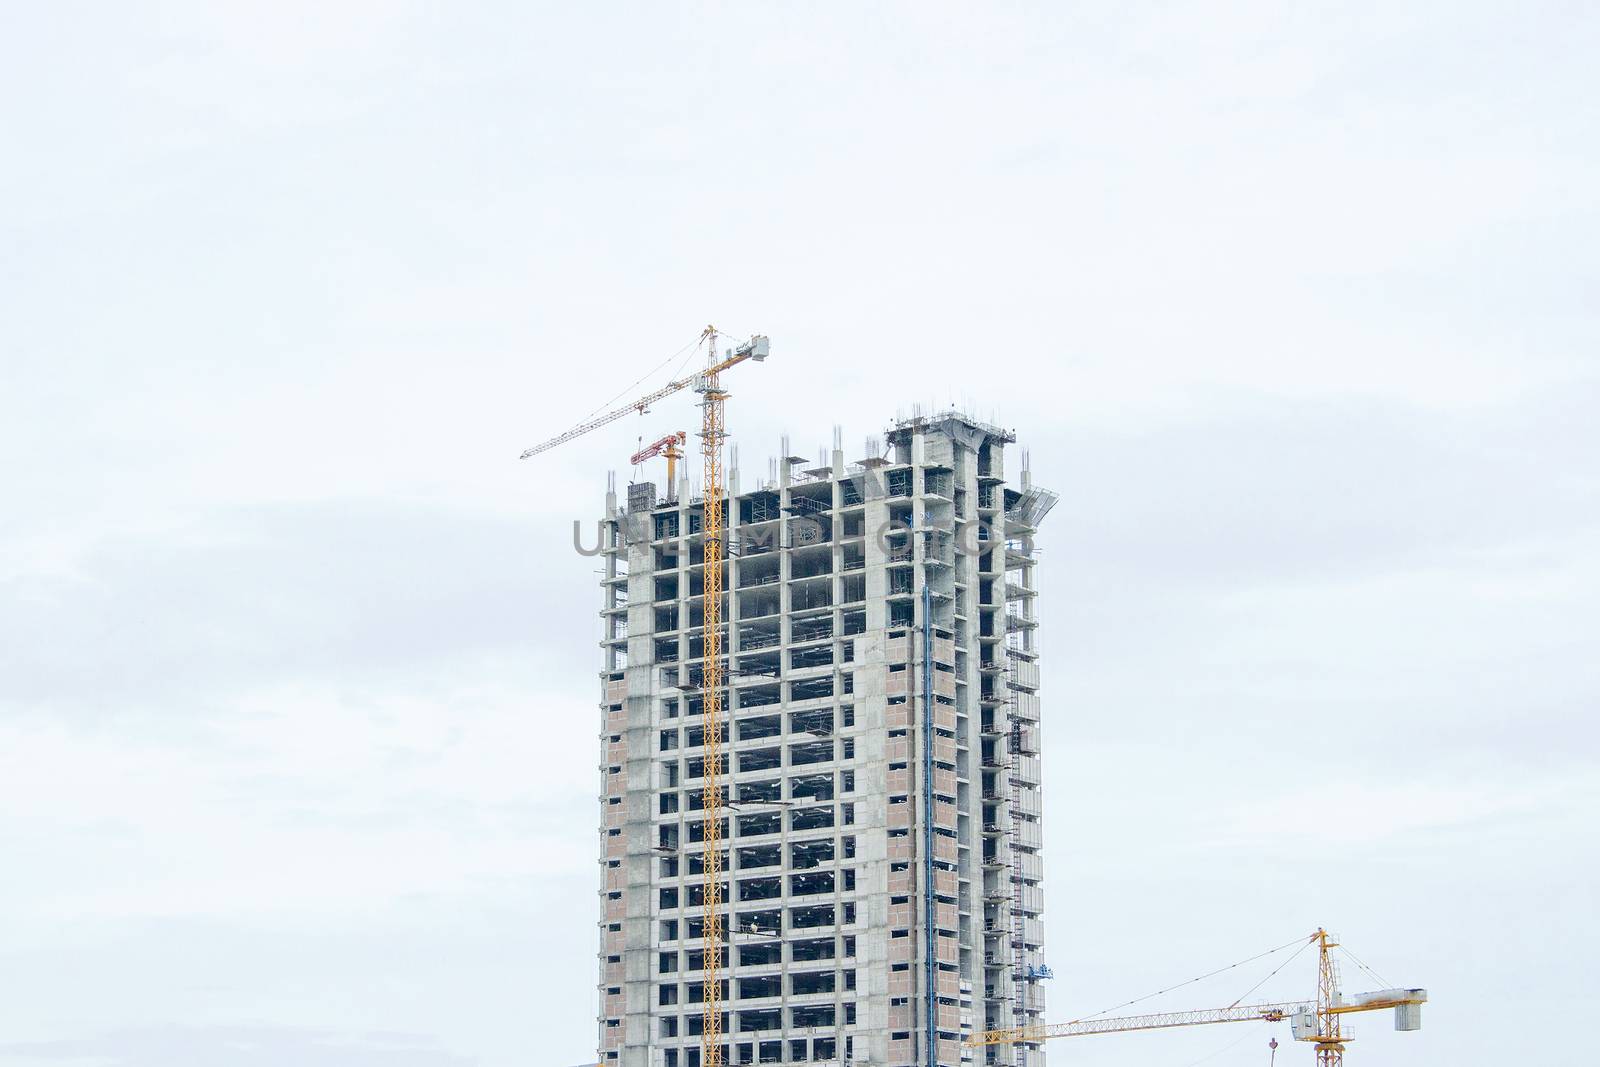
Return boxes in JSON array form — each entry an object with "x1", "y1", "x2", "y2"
[{"x1": 1334, "y1": 988, "x2": 1428, "y2": 1010}]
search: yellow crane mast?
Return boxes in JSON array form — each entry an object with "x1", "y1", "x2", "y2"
[
  {"x1": 695, "y1": 328, "x2": 729, "y2": 1067},
  {"x1": 521, "y1": 326, "x2": 769, "y2": 1067},
  {"x1": 970, "y1": 929, "x2": 1426, "y2": 1065}
]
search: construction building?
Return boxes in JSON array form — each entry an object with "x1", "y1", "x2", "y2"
[{"x1": 595, "y1": 411, "x2": 1058, "y2": 1067}]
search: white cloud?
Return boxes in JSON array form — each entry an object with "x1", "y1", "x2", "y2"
[
  {"x1": 0, "y1": 668, "x2": 593, "y2": 922},
  {"x1": 1207, "y1": 774, "x2": 1597, "y2": 848}
]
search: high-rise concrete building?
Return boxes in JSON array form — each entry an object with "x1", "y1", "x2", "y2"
[{"x1": 595, "y1": 412, "x2": 1057, "y2": 1067}]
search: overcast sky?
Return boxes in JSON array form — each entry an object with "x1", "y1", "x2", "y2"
[{"x1": 3, "y1": 3, "x2": 1596, "y2": 1065}]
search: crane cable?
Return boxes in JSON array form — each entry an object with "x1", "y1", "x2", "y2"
[
  {"x1": 1227, "y1": 934, "x2": 1316, "y2": 1008},
  {"x1": 1069, "y1": 932, "x2": 1317, "y2": 1024},
  {"x1": 576, "y1": 331, "x2": 704, "y2": 423},
  {"x1": 579, "y1": 327, "x2": 754, "y2": 425},
  {"x1": 1338, "y1": 942, "x2": 1392, "y2": 988}
]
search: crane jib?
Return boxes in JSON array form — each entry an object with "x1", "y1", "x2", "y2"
[
  {"x1": 518, "y1": 335, "x2": 767, "y2": 461},
  {"x1": 968, "y1": 929, "x2": 1426, "y2": 1065}
]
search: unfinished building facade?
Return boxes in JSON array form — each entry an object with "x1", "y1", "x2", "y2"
[{"x1": 594, "y1": 412, "x2": 1057, "y2": 1067}]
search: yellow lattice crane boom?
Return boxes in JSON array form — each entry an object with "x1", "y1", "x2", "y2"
[
  {"x1": 521, "y1": 326, "x2": 769, "y2": 1067},
  {"x1": 519, "y1": 331, "x2": 768, "y2": 460},
  {"x1": 970, "y1": 930, "x2": 1426, "y2": 1066}
]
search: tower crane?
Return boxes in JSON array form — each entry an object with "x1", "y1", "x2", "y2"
[
  {"x1": 969, "y1": 930, "x2": 1426, "y2": 1066},
  {"x1": 631, "y1": 431, "x2": 688, "y2": 495},
  {"x1": 521, "y1": 326, "x2": 770, "y2": 1067}
]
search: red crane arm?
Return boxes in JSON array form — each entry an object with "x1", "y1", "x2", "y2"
[{"x1": 630, "y1": 431, "x2": 686, "y2": 466}]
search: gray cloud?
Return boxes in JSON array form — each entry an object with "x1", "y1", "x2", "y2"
[
  {"x1": 1046, "y1": 383, "x2": 1600, "y2": 592},
  {"x1": 0, "y1": 500, "x2": 586, "y2": 713},
  {"x1": 0, "y1": 1026, "x2": 475, "y2": 1067}
]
